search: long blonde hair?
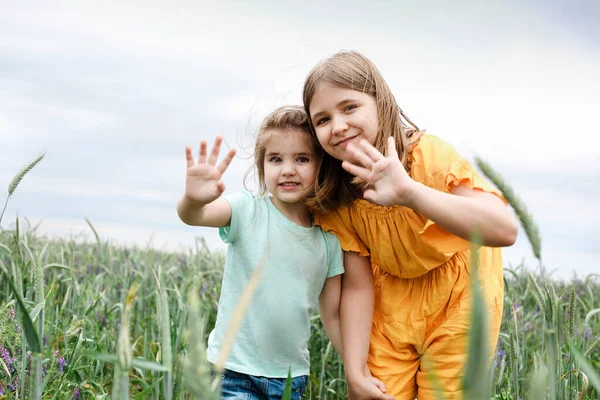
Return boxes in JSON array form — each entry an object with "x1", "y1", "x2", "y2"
[{"x1": 303, "y1": 50, "x2": 423, "y2": 212}]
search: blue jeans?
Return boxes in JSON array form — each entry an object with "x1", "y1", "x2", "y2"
[{"x1": 219, "y1": 368, "x2": 308, "y2": 400}]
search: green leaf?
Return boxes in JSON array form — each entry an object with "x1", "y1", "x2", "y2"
[
  {"x1": 85, "y1": 289, "x2": 106, "y2": 316},
  {"x1": 0, "y1": 264, "x2": 41, "y2": 353},
  {"x1": 281, "y1": 368, "x2": 293, "y2": 400},
  {"x1": 570, "y1": 341, "x2": 600, "y2": 393},
  {"x1": 462, "y1": 232, "x2": 492, "y2": 399},
  {"x1": 30, "y1": 302, "x2": 44, "y2": 322},
  {"x1": 84, "y1": 352, "x2": 171, "y2": 372}
]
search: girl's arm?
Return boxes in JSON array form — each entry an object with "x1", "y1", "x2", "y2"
[
  {"x1": 177, "y1": 136, "x2": 237, "y2": 228},
  {"x1": 344, "y1": 137, "x2": 518, "y2": 247},
  {"x1": 408, "y1": 183, "x2": 516, "y2": 247},
  {"x1": 342, "y1": 251, "x2": 394, "y2": 400},
  {"x1": 341, "y1": 251, "x2": 373, "y2": 382},
  {"x1": 319, "y1": 275, "x2": 343, "y2": 357}
]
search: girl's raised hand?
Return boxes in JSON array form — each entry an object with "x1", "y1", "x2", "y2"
[
  {"x1": 184, "y1": 136, "x2": 236, "y2": 205},
  {"x1": 343, "y1": 137, "x2": 417, "y2": 207}
]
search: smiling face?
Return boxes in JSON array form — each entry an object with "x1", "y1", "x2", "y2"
[
  {"x1": 309, "y1": 85, "x2": 379, "y2": 162},
  {"x1": 262, "y1": 129, "x2": 318, "y2": 209}
]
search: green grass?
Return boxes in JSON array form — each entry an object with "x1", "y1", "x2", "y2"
[
  {"x1": 0, "y1": 227, "x2": 598, "y2": 399},
  {"x1": 0, "y1": 151, "x2": 598, "y2": 399}
]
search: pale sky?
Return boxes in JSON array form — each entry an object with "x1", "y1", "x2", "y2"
[{"x1": 1, "y1": 0, "x2": 599, "y2": 280}]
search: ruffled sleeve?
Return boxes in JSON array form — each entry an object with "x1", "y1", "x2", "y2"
[
  {"x1": 314, "y1": 206, "x2": 370, "y2": 257},
  {"x1": 410, "y1": 134, "x2": 508, "y2": 253}
]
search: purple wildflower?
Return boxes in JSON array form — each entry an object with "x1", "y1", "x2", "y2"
[
  {"x1": 495, "y1": 349, "x2": 506, "y2": 366},
  {"x1": 8, "y1": 377, "x2": 18, "y2": 392},
  {"x1": 583, "y1": 326, "x2": 592, "y2": 341},
  {"x1": 0, "y1": 346, "x2": 13, "y2": 368},
  {"x1": 513, "y1": 302, "x2": 522, "y2": 319},
  {"x1": 43, "y1": 335, "x2": 47, "y2": 346},
  {"x1": 57, "y1": 356, "x2": 66, "y2": 373},
  {"x1": 73, "y1": 386, "x2": 80, "y2": 400},
  {"x1": 0, "y1": 384, "x2": 4, "y2": 395},
  {"x1": 54, "y1": 351, "x2": 65, "y2": 373},
  {"x1": 27, "y1": 354, "x2": 33, "y2": 376}
]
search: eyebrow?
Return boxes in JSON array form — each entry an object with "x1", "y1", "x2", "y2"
[
  {"x1": 265, "y1": 151, "x2": 313, "y2": 157},
  {"x1": 311, "y1": 98, "x2": 360, "y2": 121}
]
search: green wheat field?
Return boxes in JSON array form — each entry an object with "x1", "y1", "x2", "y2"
[{"x1": 0, "y1": 154, "x2": 598, "y2": 399}]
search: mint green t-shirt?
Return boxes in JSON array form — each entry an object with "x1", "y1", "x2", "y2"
[{"x1": 206, "y1": 191, "x2": 344, "y2": 378}]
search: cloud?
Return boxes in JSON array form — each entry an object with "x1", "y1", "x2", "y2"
[{"x1": 1, "y1": 1, "x2": 599, "y2": 280}]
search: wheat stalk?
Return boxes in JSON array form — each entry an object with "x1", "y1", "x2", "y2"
[
  {"x1": 474, "y1": 156, "x2": 541, "y2": 261},
  {"x1": 1, "y1": 152, "x2": 46, "y2": 225}
]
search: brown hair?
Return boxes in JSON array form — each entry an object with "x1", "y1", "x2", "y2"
[
  {"x1": 244, "y1": 105, "x2": 323, "y2": 197},
  {"x1": 303, "y1": 50, "x2": 423, "y2": 212}
]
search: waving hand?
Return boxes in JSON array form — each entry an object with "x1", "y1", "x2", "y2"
[
  {"x1": 184, "y1": 136, "x2": 236, "y2": 205},
  {"x1": 342, "y1": 137, "x2": 417, "y2": 207}
]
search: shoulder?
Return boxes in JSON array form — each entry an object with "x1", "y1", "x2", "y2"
[
  {"x1": 314, "y1": 204, "x2": 354, "y2": 231},
  {"x1": 409, "y1": 133, "x2": 465, "y2": 181},
  {"x1": 411, "y1": 133, "x2": 460, "y2": 163}
]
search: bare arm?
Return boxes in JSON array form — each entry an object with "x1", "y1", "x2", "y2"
[
  {"x1": 342, "y1": 252, "x2": 394, "y2": 400},
  {"x1": 344, "y1": 137, "x2": 518, "y2": 247},
  {"x1": 177, "y1": 136, "x2": 236, "y2": 228},
  {"x1": 341, "y1": 251, "x2": 374, "y2": 382},
  {"x1": 406, "y1": 183, "x2": 517, "y2": 247},
  {"x1": 177, "y1": 197, "x2": 232, "y2": 228},
  {"x1": 319, "y1": 275, "x2": 343, "y2": 357}
]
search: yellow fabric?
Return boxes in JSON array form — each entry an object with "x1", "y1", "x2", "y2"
[{"x1": 314, "y1": 134, "x2": 505, "y2": 399}]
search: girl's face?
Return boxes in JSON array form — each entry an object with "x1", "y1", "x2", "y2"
[
  {"x1": 309, "y1": 85, "x2": 379, "y2": 162},
  {"x1": 262, "y1": 129, "x2": 318, "y2": 208}
]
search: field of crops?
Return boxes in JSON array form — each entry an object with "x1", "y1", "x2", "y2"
[
  {"x1": 1, "y1": 155, "x2": 599, "y2": 399},
  {"x1": 0, "y1": 224, "x2": 598, "y2": 399}
]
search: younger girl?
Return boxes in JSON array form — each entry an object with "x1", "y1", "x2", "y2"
[
  {"x1": 303, "y1": 51, "x2": 518, "y2": 400},
  {"x1": 177, "y1": 106, "x2": 348, "y2": 400}
]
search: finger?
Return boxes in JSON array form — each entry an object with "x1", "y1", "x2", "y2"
[
  {"x1": 207, "y1": 136, "x2": 223, "y2": 166},
  {"x1": 342, "y1": 160, "x2": 372, "y2": 182},
  {"x1": 198, "y1": 141, "x2": 208, "y2": 164},
  {"x1": 216, "y1": 180, "x2": 226, "y2": 193},
  {"x1": 387, "y1": 137, "x2": 399, "y2": 159},
  {"x1": 185, "y1": 146, "x2": 195, "y2": 168},
  {"x1": 363, "y1": 189, "x2": 377, "y2": 204},
  {"x1": 368, "y1": 377, "x2": 387, "y2": 392},
  {"x1": 347, "y1": 143, "x2": 374, "y2": 169},
  {"x1": 216, "y1": 148, "x2": 237, "y2": 174},
  {"x1": 359, "y1": 139, "x2": 385, "y2": 161}
]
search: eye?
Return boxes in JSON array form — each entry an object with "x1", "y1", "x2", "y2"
[
  {"x1": 297, "y1": 156, "x2": 311, "y2": 163},
  {"x1": 343, "y1": 104, "x2": 357, "y2": 112},
  {"x1": 268, "y1": 156, "x2": 281, "y2": 163},
  {"x1": 315, "y1": 117, "x2": 329, "y2": 126}
]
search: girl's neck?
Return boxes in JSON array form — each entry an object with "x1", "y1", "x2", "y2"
[{"x1": 269, "y1": 197, "x2": 313, "y2": 228}]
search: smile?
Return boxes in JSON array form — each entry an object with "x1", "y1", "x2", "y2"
[{"x1": 333, "y1": 134, "x2": 359, "y2": 147}]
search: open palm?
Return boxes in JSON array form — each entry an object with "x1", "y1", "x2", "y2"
[
  {"x1": 184, "y1": 136, "x2": 236, "y2": 205},
  {"x1": 342, "y1": 137, "x2": 416, "y2": 207}
]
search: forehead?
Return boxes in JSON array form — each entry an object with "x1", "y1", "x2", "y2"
[
  {"x1": 309, "y1": 85, "x2": 372, "y2": 113},
  {"x1": 263, "y1": 129, "x2": 315, "y2": 153}
]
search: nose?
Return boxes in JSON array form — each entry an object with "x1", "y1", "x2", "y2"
[
  {"x1": 281, "y1": 160, "x2": 296, "y2": 176},
  {"x1": 331, "y1": 116, "x2": 348, "y2": 136}
]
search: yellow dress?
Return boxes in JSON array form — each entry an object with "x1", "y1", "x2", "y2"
[{"x1": 315, "y1": 134, "x2": 505, "y2": 400}]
